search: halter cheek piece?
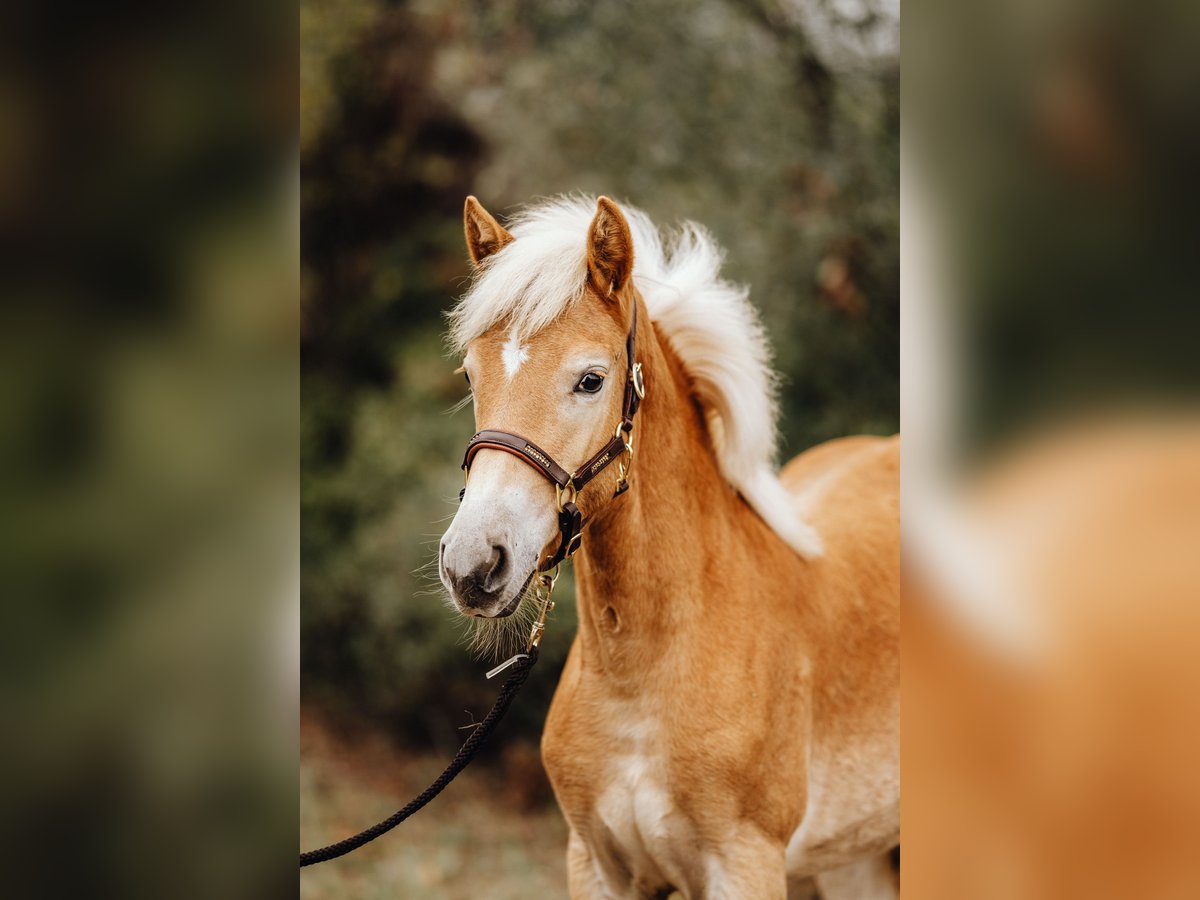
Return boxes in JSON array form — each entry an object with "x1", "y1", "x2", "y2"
[{"x1": 460, "y1": 305, "x2": 646, "y2": 571}]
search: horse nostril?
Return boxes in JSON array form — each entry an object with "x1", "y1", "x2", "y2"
[
  {"x1": 484, "y1": 544, "x2": 507, "y2": 587},
  {"x1": 443, "y1": 540, "x2": 509, "y2": 608}
]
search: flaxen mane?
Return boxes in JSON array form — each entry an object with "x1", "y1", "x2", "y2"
[{"x1": 449, "y1": 196, "x2": 822, "y2": 558}]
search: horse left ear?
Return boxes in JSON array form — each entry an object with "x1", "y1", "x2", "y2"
[
  {"x1": 586, "y1": 197, "x2": 634, "y2": 299},
  {"x1": 464, "y1": 196, "x2": 514, "y2": 267}
]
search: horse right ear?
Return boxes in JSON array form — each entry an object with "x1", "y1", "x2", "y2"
[{"x1": 464, "y1": 196, "x2": 513, "y2": 266}]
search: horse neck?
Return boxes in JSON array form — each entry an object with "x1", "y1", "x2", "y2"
[{"x1": 571, "y1": 302, "x2": 754, "y2": 676}]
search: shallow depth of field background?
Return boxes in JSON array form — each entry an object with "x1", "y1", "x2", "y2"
[{"x1": 300, "y1": 0, "x2": 897, "y2": 894}]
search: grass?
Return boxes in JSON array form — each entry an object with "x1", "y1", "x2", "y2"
[{"x1": 300, "y1": 708, "x2": 569, "y2": 899}]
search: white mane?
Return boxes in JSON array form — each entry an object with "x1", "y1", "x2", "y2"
[{"x1": 449, "y1": 197, "x2": 823, "y2": 559}]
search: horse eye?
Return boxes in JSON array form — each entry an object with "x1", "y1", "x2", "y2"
[{"x1": 576, "y1": 372, "x2": 605, "y2": 394}]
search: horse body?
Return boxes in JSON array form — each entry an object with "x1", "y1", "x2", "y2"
[
  {"x1": 441, "y1": 196, "x2": 898, "y2": 898},
  {"x1": 541, "y1": 316, "x2": 899, "y2": 899}
]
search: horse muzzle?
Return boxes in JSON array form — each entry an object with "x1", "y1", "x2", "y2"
[{"x1": 440, "y1": 534, "x2": 521, "y2": 616}]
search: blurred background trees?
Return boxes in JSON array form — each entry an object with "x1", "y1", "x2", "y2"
[{"x1": 301, "y1": 0, "x2": 898, "y2": 748}]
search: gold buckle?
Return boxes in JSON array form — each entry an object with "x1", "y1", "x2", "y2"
[
  {"x1": 526, "y1": 566, "x2": 559, "y2": 651},
  {"x1": 613, "y1": 420, "x2": 632, "y2": 447},
  {"x1": 555, "y1": 481, "x2": 577, "y2": 512},
  {"x1": 630, "y1": 362, "x2": 645, "y2": 399},
  {"x1": 565, "y1": 532, "x2": 583, "y2": 558},
  {"x1": 613, "y1": 421, "x2": 635, "y2": 493}
]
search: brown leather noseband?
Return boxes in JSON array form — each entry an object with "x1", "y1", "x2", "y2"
[{"x1": 460, "y1": 304, "x2": 645, "y2": 571}]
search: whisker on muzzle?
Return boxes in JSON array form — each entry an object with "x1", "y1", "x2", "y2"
[{"x1": 455, "y1": 579, "x2": 541, "y2": 661}]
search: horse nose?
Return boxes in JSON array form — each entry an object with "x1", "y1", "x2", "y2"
[{"x1": 442, "y1": 540, "x2": 509, "y2": 608}]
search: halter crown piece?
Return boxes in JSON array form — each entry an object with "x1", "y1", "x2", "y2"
[{"x1": 460, "y1": 303, "x2": 645, "y2": 572}]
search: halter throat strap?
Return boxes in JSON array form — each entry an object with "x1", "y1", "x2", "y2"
[{"x1": 460, "y1": 304, "x2": 644, "y2": 570}]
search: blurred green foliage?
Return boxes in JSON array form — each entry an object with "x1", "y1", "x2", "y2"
[
  {"x1": 1, "y1": 3, "x2": 296, "y2": 895},
  {"x1": 301, "y1": 0, "x2": 898, "y2": 747}
]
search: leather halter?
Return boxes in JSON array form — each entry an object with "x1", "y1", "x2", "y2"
[{"x1": 460, "y1": 304, "x2": 645, "y2": 571}]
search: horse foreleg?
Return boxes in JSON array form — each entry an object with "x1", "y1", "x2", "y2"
[
  {"x1": 812, "y1": 850, "x2": 898, "y2": 900},
  {"x1": 703, "y1": 832, "x2": 788, "y2": 899},
  {"x1": 567, "y1": 829, "x2": 616, "y2": 899}
]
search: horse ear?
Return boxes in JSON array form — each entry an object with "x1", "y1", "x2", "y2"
[
  {"x1": 586, "y1": 197, "x2": 634, "y2": 298},
  {"x1": 463, "y1": 196, "x2": 513, "y2": 266}
]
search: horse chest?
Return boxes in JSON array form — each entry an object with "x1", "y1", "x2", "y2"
[
  {"x1": 547, "y1": 705, "x2": 702, "y2": 893},
  {"x1": 599, "y1": 749, "x2": 694, "y2": 862}
]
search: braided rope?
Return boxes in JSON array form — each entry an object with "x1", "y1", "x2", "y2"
[{"x1": 300, "y1": 648, "x2": 539, "y2": 867}]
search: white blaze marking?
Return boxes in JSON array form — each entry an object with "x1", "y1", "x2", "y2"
[{"x1": 501, "y1": 327, "x2": 528, "y2": 380}]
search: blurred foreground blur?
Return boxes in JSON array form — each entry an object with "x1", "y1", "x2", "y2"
[
  {"x1": 905, "y1": 420, "x2": 1200, "y2": 898},
  {"x1": 904, "y1": 0, "x2": 1200, "y2": 895},
  {"x1": 0, "y1": 3, "x2": 296, "y2": 897}
]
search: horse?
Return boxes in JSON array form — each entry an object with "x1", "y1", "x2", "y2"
[{"x1": 438, "y1": 194, "x2": 899, "y2": 899}]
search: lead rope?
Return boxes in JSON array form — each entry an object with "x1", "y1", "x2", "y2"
[{"x1": 299, "y1": 572, "x2": 558, "y2": 868}]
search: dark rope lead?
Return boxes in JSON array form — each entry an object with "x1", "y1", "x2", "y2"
[{"x1": 300, "y1": 647, "x2": 539, "y2": 868}]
